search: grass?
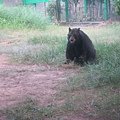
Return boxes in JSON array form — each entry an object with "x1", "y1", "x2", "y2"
[
  {"x1": 84, "y1": 23, "x2": 120, "y2": 43},
  {"x1": 11, "y1": 35, "x2": 67, "y2": 65},
  {"x1": 55, "y1": 23, "x2": 120, "y2": 120},
  {"x1": 62, "y1": 56, "x2": 120, "y2": 120},
  {"x1": 0, "y1": 6, "x2": 49, "y2": 30},
  {"x1": 59, "y1": 38, "x2": 120, "y2": 119},
  {"x1": 0, "y1": 98, "x2": 56, "y2": 120},
  {"x1": 93, "y1": 90, "x2": 120, "y2": 120},
  {"x1": 85, "y1": 42, "x2": 120, "y2": 88}
]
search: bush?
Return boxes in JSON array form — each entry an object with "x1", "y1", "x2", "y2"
[
  {"x1": 115, "y1": 0, "x2": 120, "y2": 15},
  {"x1": 0, "y1": 6, "x2": 49, "y2": 29}
]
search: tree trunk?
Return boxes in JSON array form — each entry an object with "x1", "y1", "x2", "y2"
[
  {"x1": 75, "y1": 4, "x2": 77, "y2": 21},
  {"x1": 56, "y1": 0, "x2": 61, "y2": 22}
]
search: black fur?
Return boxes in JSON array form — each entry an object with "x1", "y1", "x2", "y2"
[{"x1": 65, "y1": 28, "x2": 96, "y2": 66}]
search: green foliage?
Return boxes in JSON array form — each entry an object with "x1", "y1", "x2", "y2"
[
  {"x1": 47, "y1": 1, "x2": 56, "y2": 21},
  {"x1": 0, "y1": 6, "x2": 49, "y2": 29},
  {"x1": 115, "y1": 0, "x2": 120, "y2": 15}
]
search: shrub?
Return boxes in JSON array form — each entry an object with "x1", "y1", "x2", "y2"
[
  {"x1": 0, "y1": 6, "x2": 49, "y2": 29},
  {"x1": 115, "y1": 0, "x2": 120, "y2": 15}
]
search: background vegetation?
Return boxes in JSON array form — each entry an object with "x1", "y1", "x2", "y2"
[
  {"x1": 115, "y1": 0, "x2": 120, "y2": 15},
  {"x1": 0, "y1": 6, "x2": 49, "y2": 29}
]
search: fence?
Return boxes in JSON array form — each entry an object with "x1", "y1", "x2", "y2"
[{"x1": 2, "y1": 0, "x2": 120, "y2": 22}]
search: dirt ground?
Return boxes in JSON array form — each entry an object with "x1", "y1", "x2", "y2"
[
  {"x1": 0, "y1": 53, "x2": 90, "y2": 120},
  {"x1": 0, "y1": 53, "x2": 68, "y2": 107}
]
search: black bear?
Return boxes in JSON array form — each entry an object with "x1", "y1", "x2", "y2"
[{"x1": 65, "y1": 27, "x2": 96, "y2": 66}]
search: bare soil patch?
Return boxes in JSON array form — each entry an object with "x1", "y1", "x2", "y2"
[
  {"x1": 0, "y1": 54, "x2": 89, "y2": 120},
  {"x1": 0, "y1": 54, "x2": 66, "y2": 108}
]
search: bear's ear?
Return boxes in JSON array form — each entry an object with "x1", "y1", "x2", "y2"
[
  {"x1": 78, "y1": 28, "x2": 80, "y2": 31},
  {"x1": 69, "y1": 27, "x2": 71, "y2": 32}
]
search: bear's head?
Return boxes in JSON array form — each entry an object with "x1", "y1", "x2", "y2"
[{"x1": 68, "y1": 27, "x2": 80, "y2": 44}]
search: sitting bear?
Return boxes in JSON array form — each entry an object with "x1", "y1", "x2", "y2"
[{"x1": 65, "y1": 27, "x2": 96, "y2": 66}]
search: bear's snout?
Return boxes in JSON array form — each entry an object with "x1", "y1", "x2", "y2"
[{"x1": 69, "y1": 36, "x2": 76, "y2": 43}]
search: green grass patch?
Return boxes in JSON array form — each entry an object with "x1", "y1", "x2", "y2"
[
  {"x1": 85, "y1": 42, "x2": 120, "y2": 87},
  {"x1": 28, "y1": 35, "x2": 66, "y2": 45},
  {"x1": 85, "y1": 22, "x2": 120, "y2": 43},
  {"x1": 12, "y1": 35, "x2": 67, "y2": 65},
  {"x1": 62, "y1": 42, "x2": 120, "y2": 89},
  {"x1": 1, "y1": 98, "x2": 56, "y2": 120},
  {"x1": 0, "y1": 6, "x2": 49, "y2": 29},
  {"x1": 93, "y1": 90, "x2": 120, "y2": 120}
]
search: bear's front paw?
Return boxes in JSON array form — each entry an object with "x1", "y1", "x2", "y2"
[{"x1": 64, "y1": 59, "x2": 71, "y2": 64}]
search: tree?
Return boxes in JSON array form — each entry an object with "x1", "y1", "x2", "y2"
[
  {"x1": 47, "y1": 0, "x2": 61, "y2": 22},
  {"x1": 56, "y1": 0, "x2": 61, "y2": 21},
  {"x1": 72, "y1": 0, "x2": 79, "y2": 19},
  {"x1": 73, "y1": 0, "x2": 79, "y2": 7}
]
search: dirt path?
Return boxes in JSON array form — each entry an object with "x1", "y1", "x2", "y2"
[
  {"x1": 0, "y1": 54, "x2": 66, "y2": 108},
  {"x1": 0, "y1": 54, "x2": 90, "y2": 120}
]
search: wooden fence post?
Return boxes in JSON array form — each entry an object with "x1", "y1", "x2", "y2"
[
  {"x1": 65, "y1": 0, "x2": 69, "y2": 22},
  {"x1": 84, "y1": 0, "x2": 88, "y2": 16}
]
